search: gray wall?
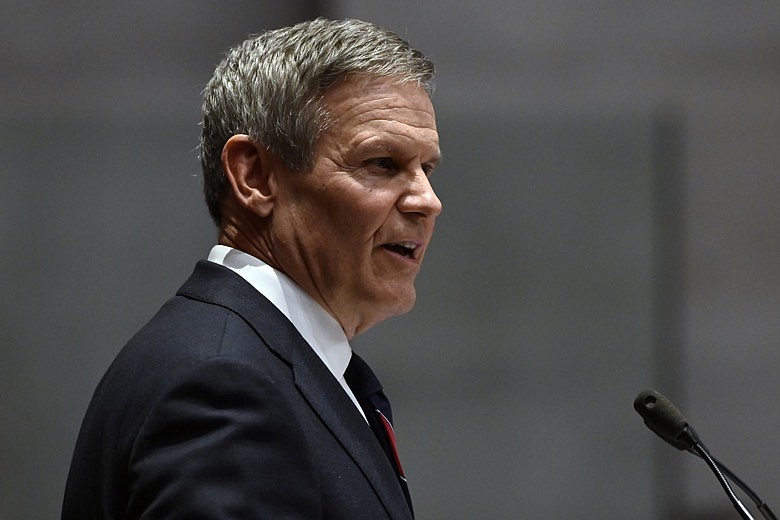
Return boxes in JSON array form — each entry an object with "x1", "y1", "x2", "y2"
[{"x1": 2, "y1": 2, "x2": 778, "y2": 519}]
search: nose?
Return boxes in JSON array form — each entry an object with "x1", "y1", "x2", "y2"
[{"x1": 398, "y1": 168, "x2": 443, "y2": 218}]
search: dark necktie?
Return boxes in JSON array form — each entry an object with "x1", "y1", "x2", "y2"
[{"x1": 344, "y1": 353, "x2": 413, "y2": 516}]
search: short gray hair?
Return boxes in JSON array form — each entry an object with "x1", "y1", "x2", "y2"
[{"x1": 200, "y1": 17, "x2": 436, "y2": 226}]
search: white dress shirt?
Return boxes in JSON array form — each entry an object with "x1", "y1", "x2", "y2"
[{"x1": 207, "y1": 245, "x2": 366, "y2": 421}]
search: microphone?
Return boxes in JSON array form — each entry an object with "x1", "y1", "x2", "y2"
[{"x1": 634, "y1": 389, "x2": 776, "y2": 520}]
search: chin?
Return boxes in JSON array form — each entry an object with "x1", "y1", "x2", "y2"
[
  {"x1": 387, "y1": 288, "x2": 417, "y2": 316},
  {"x1": 351, "y1": 292, "x2": 416, "y2": 337}
]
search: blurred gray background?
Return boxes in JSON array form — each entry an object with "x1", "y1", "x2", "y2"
[{"x1": 1, "y1": 1, "x2": 778, "y2": 519}]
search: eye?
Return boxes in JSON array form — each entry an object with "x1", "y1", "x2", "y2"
[
  {"x1": 365, "y1": 157, "x2": 397, "y2": 173},
  {"x1": 373, "y1": 157, "x2": 396, "y2": 170},
  {"x1": 422, "y1": 153, "x2": 442, "y2": 177}
]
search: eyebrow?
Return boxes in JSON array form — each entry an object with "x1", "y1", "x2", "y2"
[{"x1": 360, "y1": 138, "x2": 441, "y2": 159}]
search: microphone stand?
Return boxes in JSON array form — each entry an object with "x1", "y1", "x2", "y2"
[
  {"x1": 690, "y1": 437, "x2": 755, "y2": 520},
  {"x1": 687, "y1": 443, "x2": 777, "y2": 520}
]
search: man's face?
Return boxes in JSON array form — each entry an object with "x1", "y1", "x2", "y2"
[{"x1": 271, "y1": 75, "x2": 442, "y2": 337}]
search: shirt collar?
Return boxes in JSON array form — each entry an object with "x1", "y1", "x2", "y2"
[{"x1": 207, "y1": 245, "x2": 352, "y2": 381}]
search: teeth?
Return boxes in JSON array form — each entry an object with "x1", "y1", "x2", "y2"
[{"x1": 385, "y1": 242, "x2": 419, "y2": 258}]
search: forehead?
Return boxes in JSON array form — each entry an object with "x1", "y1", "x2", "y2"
[{"x1": 320, "y1": 76, "x2": 439, "y2": 151}]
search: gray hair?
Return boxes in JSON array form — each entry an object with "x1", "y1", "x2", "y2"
[{"x1": 200, "y1": 17, "x2": 436, "y2": 226}]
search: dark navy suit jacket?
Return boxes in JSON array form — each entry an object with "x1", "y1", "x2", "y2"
[{"x1": 62, "y1": 260, "x2": 412, "y2": 519}]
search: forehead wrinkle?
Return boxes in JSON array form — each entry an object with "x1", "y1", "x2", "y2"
[
  {"x1": 325, "y1": 110, "x2": 439, "y2": 162},
  {"x1": 323, "y1": 84, "x2": 435, "y2": 127},
  {"x1": 332, "y1": 103, "x2": 436, "y2": 135},
  {"x1": 318, "y1": 78, "x2": 438, "y2": 162}
]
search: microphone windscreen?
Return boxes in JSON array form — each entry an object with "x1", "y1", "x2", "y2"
[{"x1": 634, "y1": 389, "x2": 693, "y2": 450}]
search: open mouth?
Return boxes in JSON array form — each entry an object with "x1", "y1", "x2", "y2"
[{"x1": 382, "y1": 242, "x2": 419, "y2": 259}]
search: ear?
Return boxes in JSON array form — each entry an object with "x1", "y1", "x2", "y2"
[{"x1": 221, "y1": 134, "x2": 277, "y2": 218}]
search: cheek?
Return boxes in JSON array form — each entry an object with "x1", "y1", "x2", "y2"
[{"x1": 327, "y1": 198, "x2": 393, "y2": 239}]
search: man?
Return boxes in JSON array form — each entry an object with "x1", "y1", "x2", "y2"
[{"x1": 62, "y1": 18, "x2": 441, "y2": 520}]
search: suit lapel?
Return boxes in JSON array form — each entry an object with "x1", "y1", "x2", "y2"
[
  {"x1": 178, "y1": 261, "x2": 412, "y2": 519},
  {"x1": 290, "y1": 346, "x2": 412, "y2": 519}
]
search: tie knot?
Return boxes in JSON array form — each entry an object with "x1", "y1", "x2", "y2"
[
  {"x1": 345, "y1": 353, "x2": 393, "y2": 425},
  {"x1": 345, "y1": 353, "x2": 382, "y2": 398}
]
